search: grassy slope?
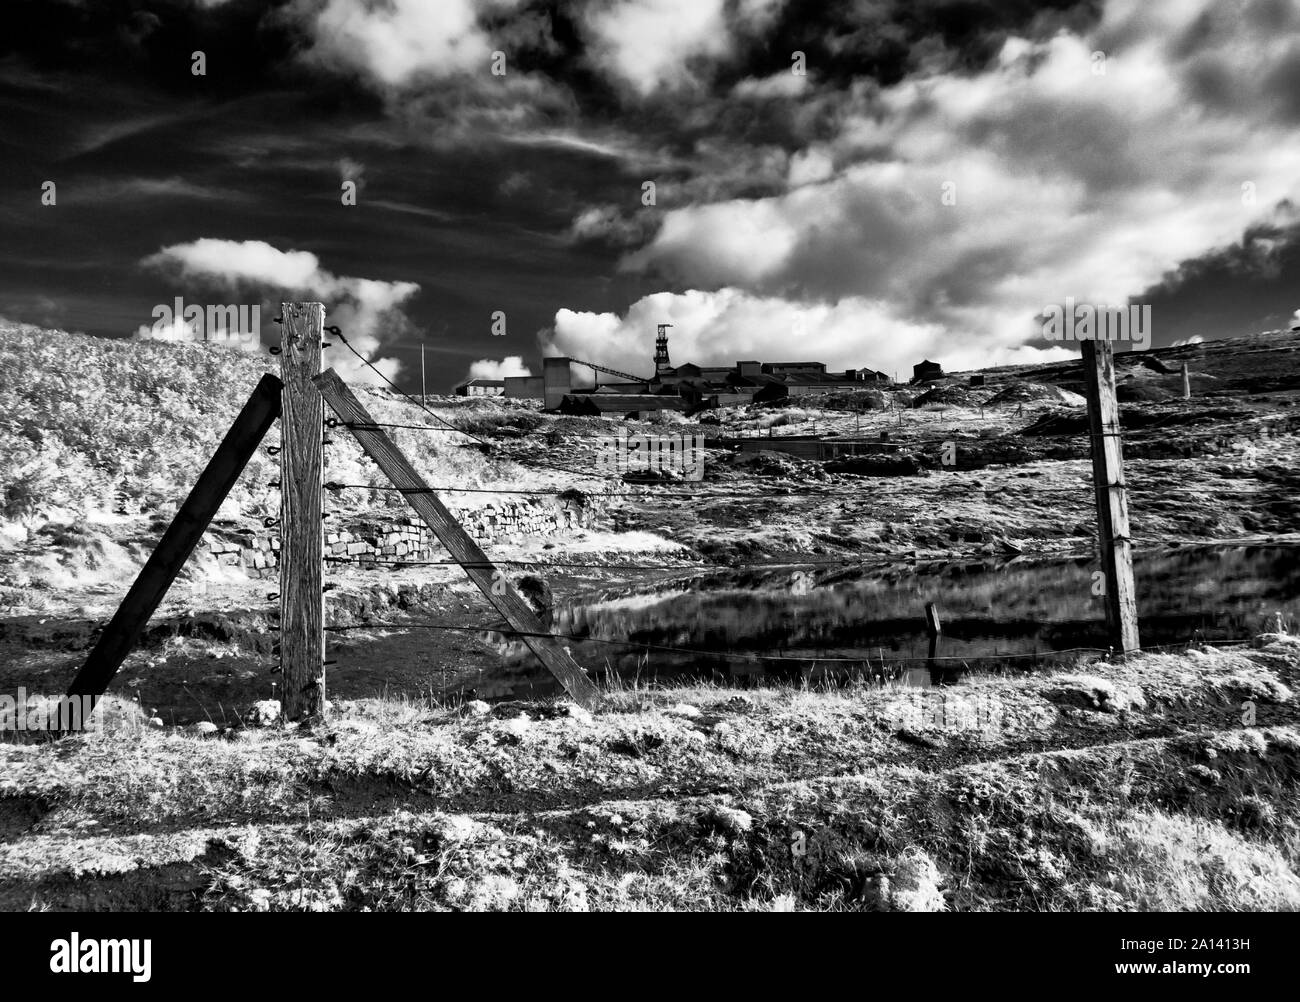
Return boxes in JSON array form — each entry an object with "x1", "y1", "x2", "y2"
[
  {"x1": 0, "y1": 323, "x2": 621, "y2": 614},
  {"x1": 0, "y1": 322, "x2": 276, "y2": 521},
  {"x1": 0, "y1": 321, "x2": 592, "y2": 526},
  {"x1": 2, "y1": 635, "x2": 1298, "y2": 911}
]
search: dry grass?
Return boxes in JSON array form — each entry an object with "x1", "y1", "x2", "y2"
[{"x1": 2, "y1": 637, "x2": 1298, "y2": 911}]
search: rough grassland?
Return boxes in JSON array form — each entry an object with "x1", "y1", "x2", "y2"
[
  {"x1": 4, "y1": 323, "x2": 1300, "y2": 911},
  {"x1": 0, "y1": 321, "x2": 577, "y2": 529},
  {"x1": 3, "y1": 635, "x2": 1299, "y2": 911}
]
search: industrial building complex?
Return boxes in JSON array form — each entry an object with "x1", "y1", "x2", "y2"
[{"x1": 455, "y1": 325, "x2": 917, "y2": 415}]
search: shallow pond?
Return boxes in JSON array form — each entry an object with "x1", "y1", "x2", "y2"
[{"x1": 470, "y1": 544, "x2": 1300, "y2": 698}]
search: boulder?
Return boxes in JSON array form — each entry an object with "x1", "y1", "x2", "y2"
[
  {"x1": 701, "y1": 804, "x2": 753, "y2": 835},
  {"x1": 245, "y1": 700, "x2": 281, "y2": 727}
]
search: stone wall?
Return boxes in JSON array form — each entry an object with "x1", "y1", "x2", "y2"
[{"x1": 199, "y1": 495, "x2": 609, "y2": 578}]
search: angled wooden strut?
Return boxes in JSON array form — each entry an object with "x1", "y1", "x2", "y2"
[
  {"x1": 313, "y1": 367, "x2": 600, "y2": 708},
  {"x1": 67, "y1": 373, "x2": 283, "y2": 704}
]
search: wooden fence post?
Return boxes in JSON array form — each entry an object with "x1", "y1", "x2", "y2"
[
  {"x1": 1082, "y1": 339, "x2": 1140, "y2": 653},
  {"x1": 67, "y1": 374, "x2": 282, "y2": 706},
  {"x1": 924, "y1": 601, "x2": 942, "y2": 672},
  {"x1": 279, "y1": 303, "x2": 326, "y2": 719},
  {"x1": 313, "y1": 368, "x2": 600, "y2": 708},
  {"x1": 924, "y1": 602, "x2": 941, "y2": 643}
]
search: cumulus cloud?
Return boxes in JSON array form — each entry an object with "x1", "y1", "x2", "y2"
[
  {"x1": 295, "y1": 0, "x2": 516, "y2": 88},
  {"x1": 582, "y1": 0, "x2": 731, "y2": 96},
  {"x1": 732, "y1": 0, "x2": 788, "y2": 34},
  {"x1": 787, "y1": 147, "x2": 834, "y2": 187},
  {"x1": 616, "y1": 0, "x2": 1300, "y2": 353},
  {"x1": 566, "y1": 205, "x2": 659, "y2": 248},
  {"x1": 141, "y1": 239, "x2": 419, "y2": 385},
  {"x1": 466, "y1": 356, "x2": 532, "y2": 380},
  {"x1": 283, "y1": 0, "x2": 599, "y2": 150},
  {"x1": 545, "y1": 288, "x2": 1074, "y2": 382}
]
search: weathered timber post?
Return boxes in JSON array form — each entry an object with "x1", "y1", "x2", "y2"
[
  {"x1": 924, "y1": 601, "x2": 942, "y2": 668},
  {"x1": 924, "y1": 602, "x2": 941, "y2": 641},
  {"x1": 67, "y1": 375, "x2": 282, "y2": 709},
  {"x1": 279, "y1": 303, "x2": 326, "y2": 719},
  {"x1": 1082, "y1": 339, "x2": 1140, "y2": 653}
]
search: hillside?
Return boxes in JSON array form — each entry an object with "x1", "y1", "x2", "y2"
[
  {"x1": 3, "y1": 323, "x2": 1300, "y2": 911},
  {"x1": 0, "y1": 321, "x2": 590, "y2": 527},
  {"x1": 5, "y1": 324, "x2": 1298, "y2": 564},
  {"x1": 0, "y1": 322, "x2": 660, "y2": 618}
]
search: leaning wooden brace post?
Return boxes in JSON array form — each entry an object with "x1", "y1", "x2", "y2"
[
  {"x1": 279, "y1": 303, "x2": 326, "y2": 719},
  {"x1": 67, "y1": 374, "x2": 283, "y2": 706},
  {"x1": 1082, "y1": 339, "x2": 1140, "y2": 653},
  {"x1": 313, "y1": 368, "x2": 600, "y2": 708}
]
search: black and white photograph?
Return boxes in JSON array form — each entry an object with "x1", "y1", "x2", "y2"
[{"x1": 0, "y1": 0, "x2": 1296, "y2": 965}]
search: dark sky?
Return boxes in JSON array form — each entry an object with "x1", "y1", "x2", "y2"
[{"x1": 1, "y1": 0, "x2": 1298, "y2": 390}]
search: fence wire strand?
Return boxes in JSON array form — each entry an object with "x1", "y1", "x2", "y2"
[
  {"x1": 307, "y1": 329, "x2": 1287, "y2": 687},
  {"x1": 323, "y1": 619, "x2": 1257, "y2": 669}
]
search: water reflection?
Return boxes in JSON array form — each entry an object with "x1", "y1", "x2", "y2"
[{"x1": 466, "y1": 545, "x2": 1300, "y2": 699}]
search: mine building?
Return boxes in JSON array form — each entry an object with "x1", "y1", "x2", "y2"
[
  {"x1": 911, "y1": 359, "x2": 944, "y2": 383},
  {"x1": 454, "y1": 377, "x2": 506, "y2": 397},
  {"x1": 499, "y1": 326, "x2": 901, "y2": 413}
]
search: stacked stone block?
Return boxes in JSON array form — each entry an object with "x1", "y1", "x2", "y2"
[{"x1": 198, "y1": 496, "x2": 607, "y2": 578}]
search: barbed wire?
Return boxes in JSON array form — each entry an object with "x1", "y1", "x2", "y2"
[
  {"x1": 317, "y1": 479, "x2": 928, "y2": 500},
  {"x1": 327, "y1": 418, "x2": 461, "y2": 433},
  {"x1": 321, "y1": 532, "x2": 1299, "y2": 574},
  {"x1": 325, "y1": 332, "x2": 1290, "y2": 500},
  {"x1": 330, "y1": 328, "x2": 615, "y2": 481},
  {"x1": 280, "y1": 328, "x2": 1297, "y2": 692},
  {"x1": 313, "y1": 477, "x2": 1281, "y2": 503},
  {"x1": 322, "y1": 618, "x2": 1257, "y2": 668},
  {"x1": 322, "y1": 554, "x2": 885, "y2": 572}
]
